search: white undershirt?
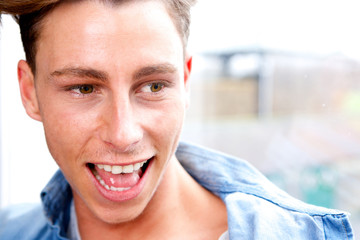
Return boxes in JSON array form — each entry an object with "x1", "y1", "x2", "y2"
[{"x1": 218, "y1": 231, "x2": 230, "y2": 240}]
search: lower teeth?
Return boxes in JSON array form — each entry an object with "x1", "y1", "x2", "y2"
[{"x1": 94, "y1": 171, "x2": 131, "y2": 192}]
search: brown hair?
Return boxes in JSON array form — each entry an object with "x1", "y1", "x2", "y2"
[{"x1": 0, "y1": 0, "x2": 196, "y2": 74}]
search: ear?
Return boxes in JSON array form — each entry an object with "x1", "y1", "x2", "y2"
[
  {"x1": 18, "y1": 60, "x2": 42, "y2": 121},
  {"x1": 184, "y1": 54, "x2": 192, "y2": 108}
]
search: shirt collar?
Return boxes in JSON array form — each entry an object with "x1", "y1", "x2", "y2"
[{"x1": 41, "y1": 170, "x2": 73, "y2": 235}]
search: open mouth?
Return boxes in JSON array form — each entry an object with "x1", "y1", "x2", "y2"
[{"x1": 87, "y1": 157, "x2": 152, "y2": 192}]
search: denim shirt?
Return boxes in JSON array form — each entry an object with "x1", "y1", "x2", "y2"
[{"x1": 0, "y1": 142, "x2": 354, "y2": 239}]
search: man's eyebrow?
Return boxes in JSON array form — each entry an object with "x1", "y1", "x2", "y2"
[
  {"x1": 50, "y1": 63, "x2": 177, "y2": 81},
  {"x1": 50, "y1": 67, "x2": 109, "y2": 81},
  {"x1": 133, "y1": 63, "x2": 178, "y2": 80}
]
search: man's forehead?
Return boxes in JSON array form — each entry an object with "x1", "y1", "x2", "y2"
[
  {"x1": 40, "y1": 0, "x2": 177, "y2": 42},
  {"x1": 32, "y1": 0, "x2": 186, "y2": 79}
]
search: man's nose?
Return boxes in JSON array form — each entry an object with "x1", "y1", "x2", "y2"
[{"x1": 101, "y1": 97, "x2": 143, "y2": 153}]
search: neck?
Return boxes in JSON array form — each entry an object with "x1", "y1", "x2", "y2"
[{"x1": 75, "y1": 157, "x2": 227, "y2": 240}]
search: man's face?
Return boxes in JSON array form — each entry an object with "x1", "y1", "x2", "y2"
[{"x1": 20, "y1": 0, "x2": 190, "y2": 223}]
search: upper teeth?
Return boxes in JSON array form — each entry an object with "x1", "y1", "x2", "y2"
[{"x1": 96, "y1": 160, "x2": 147, "y2": 174}]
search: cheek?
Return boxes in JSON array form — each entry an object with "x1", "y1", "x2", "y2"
[
  {"x1": 143, "y1": 98, "x2": 185, "y2": 147},
  {"x1": 40, "y1": 103, "x2": 98, "y2": 167},
  {"x1": 42, "y1": 115, "x2": 75, "y2": 163}
]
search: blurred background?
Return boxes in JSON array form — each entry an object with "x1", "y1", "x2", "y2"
[{"x1": 1, "y1": 0, "x2": 360, "y2": 233}]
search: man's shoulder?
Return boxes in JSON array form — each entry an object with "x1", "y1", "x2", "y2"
[
  {"x1": 223, "y1": 191, "x2": 353, "y2": 239},
  {"x1": 0, "y1": 203, "x2": 50, "y2": 239},
  {"x1": 176, "y1": 142, "x2": 354, "y2": 239}
]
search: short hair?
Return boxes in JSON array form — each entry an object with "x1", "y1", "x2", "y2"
[{"x1": 0, "y1": 0, "x2": 196, "y2": 75}]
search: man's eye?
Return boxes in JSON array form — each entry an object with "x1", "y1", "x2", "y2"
[
  {"x1": 74, "y1": 85, "x2": 94, "y2": 94},
  {"x1": 148, "y1": 83, "x2": 164, "y2": 93}
]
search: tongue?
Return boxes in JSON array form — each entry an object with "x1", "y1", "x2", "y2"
[{"x1": 96, "y1": 167, "x2": 142, "y2": 188}]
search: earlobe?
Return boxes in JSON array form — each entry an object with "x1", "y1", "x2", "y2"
[
  {"x1": 184, "y1": 54, "x2": 192, "y2": 108},
  {"x1": 184, "y1": 54, "x2": 192, "y2": 88},
  {"x1": 18, "y1": 60, "x2": 42, "y2": 122}
]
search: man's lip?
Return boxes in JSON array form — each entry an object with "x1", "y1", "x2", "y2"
[
  {"x1": 87, "y1": 157, "x2": 153, "y2": 202},
  {"x1": 88, "y1": 157, "x2": 154, "y2": 166},
  {"x1": 87, "y1": 156, "x2": 152, "y2": 175}
]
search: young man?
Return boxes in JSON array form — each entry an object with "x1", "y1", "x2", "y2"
[{"x1": 0, "y1": 0, "x2": 354, "y2": 239}]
